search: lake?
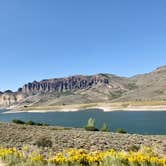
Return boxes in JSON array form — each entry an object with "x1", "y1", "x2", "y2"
[{"x1": 0, "y1": 109, "x2": 166, "y2": 135}]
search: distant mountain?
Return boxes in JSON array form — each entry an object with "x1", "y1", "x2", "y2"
[{"x1": 1, "y1": 66, "x2": 166, "y2": 108}]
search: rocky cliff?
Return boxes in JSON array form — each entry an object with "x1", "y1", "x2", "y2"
[
  {"x1": 0, "y1": 91, "x2": 25, "y2": 107},
  {"x1": 21, "y1": 74, "x2": 109, "y2": 95}
]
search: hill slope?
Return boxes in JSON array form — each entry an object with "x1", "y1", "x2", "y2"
[{"x1": 1, "y1": 66, "x2": 166, "y2": 108}]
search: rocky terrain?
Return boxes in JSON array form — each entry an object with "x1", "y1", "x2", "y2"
[
  {"x1": 0, "y1": 123, "x2": 165, "y2": 155},
  {"x1": 0, "y1": 91, "x2": 24, "y2": 107},
  {"x1": 1, "y1": 65, "x2": 166, "y2": 109}
]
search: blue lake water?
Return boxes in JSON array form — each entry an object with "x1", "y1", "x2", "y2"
[{"x1": 0, "y1": 109, "x2": 166, "y2": 135}]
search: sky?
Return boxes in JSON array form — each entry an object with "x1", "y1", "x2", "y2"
[{"x1": 0, "y1": 0, "x2": 166, "y2": 91}]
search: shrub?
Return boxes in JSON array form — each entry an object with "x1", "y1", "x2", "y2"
[
  {"x1": 87, "y1": 118, "x2": 95, "y2": 127},
  {"x1": 116, "y1": 128, "x2": 127, "y2": 134},
  {"x1": 12, "y1": 119, "x2": 25, "y2": 124},
  {"x1": 42, "y1": 123, "x2": 49, "y2": 126},
  {"x1": 128, "y1": 82, "x2": 138, "y2": 90},
  {"x1": 127, "y1": 145, "x2": 140, "y2": 152},
  {"x1": 26, "y1": 121, "x2": 49, "y2": 126},
  {"x1": 35, "y1": 123, "x2": 43, "y2": 126},
  {"x1": 101, "y1": 123, "x2": 110, "y2": 132},
  {"x1": 35, "y1": 136, "x2": 53, "y2": 148},
  {"x1": 12, "y1": 119, "x2": 49, "y2": 126},
  {"x1": 84, "y1": 117, "x2": 99, "y2": 131},
  {"x1": 84, "y1": 126, "x2": 99, "y2": 131},
  {"x1": 26, "y1": 121, "x2": 36, "y2": 125}
]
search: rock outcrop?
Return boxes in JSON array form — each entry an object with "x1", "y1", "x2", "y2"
[
  {"x1": 0, "y1": 74, "x2": 112, "y2": 107},
  {"x1": 21, "y1": 74, "x2": 110, "y2": 95},
  {"x1": 0, "y1": 91, "x2": 25, "y2": 107}
]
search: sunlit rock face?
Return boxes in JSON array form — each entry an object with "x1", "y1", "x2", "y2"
[{"x1": 0, "y1": 92, "x2": 24, "y2": 107}]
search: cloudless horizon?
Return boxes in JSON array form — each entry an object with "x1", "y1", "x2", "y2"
[{"x1": 0, "y1": 0, "x2": 166, "y2": 91}]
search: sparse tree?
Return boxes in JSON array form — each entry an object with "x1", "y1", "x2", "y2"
[
  {"x1": 101, "y1": 122, "x2": 110, "y2": 132},
  {"x1": 84, "y1": 117, "x2": 99, "y2": 131},
  {"x1": 87, "y1": 117, "x2": 95, "y2": 127}
]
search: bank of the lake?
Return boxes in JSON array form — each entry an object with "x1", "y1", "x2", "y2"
[
  {"x1": 0, "y1": 122, "x2": 165, "y2": 156},
  {"x1": 11, "y1": 101, "x2": 166, "y2": 112}
]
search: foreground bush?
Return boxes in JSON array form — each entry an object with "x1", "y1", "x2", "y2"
[
  {"x1": 35, "y1": 136, "x2": 53, "y2": 148},
  {"x1": 0, "y1": 147, "x2": 165, "y2": 166}
]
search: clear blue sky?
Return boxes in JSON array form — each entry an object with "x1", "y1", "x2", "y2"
[{"x1": 0, "y1": 0, "x2": 166, "y2": 91}]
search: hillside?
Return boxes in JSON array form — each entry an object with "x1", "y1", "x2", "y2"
[
  {"x1": 1, "y1": 66, "x2": 166, "y2": 109},
  {"x1": 115, "y1": 65, "x2": 166, "y2": 101}
]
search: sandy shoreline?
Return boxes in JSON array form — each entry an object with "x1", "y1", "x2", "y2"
[{"x1": 2, "y1": 104, "x2": 166, "y2": 114}]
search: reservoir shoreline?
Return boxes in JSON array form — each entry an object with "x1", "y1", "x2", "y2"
[{"x1": 3, "y1": 104, "x2": 166, "y2": 114}]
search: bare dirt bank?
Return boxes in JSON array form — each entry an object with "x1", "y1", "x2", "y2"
[{"x1": 3, "y1": 101, "x2": 166, "y2": 113}]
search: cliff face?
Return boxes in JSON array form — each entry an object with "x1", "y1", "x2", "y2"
[
  {"x1": 0, "y1": 74, "x2": 112, "y2": 107},
  {"x1": 0, "y1": 92, "x2": 24, "y2": 107},
  {"x1": 21, "y1": 74, "x2": 109, "y2": 95}
]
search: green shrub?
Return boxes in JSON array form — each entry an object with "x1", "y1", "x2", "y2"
[
  {"x1": 35, "y1": 123, "x2": 43, "y2": 126},
  {"x1": 84, "y1": 117, "x2": 99, "y2": 131},
  {"x1": 101, "y1": 123, "x2": 110, "y2": 132},
  {"x1": 87, "y1": 118, "x2": 95, "y2": 127},
  {"x1": 12, "y1": 119, "x2": 49, "y2": 126},
  {"x1": 12, "y1": 119, "x2": 25, "y2": 124},
  {"x1": 26, "y1": 121, "x2": 36, "y2": 125},
  {"x1": 116, "y1": 128, "x2": 127, "y2": 134},
  {"x1": 84, "y1": 126, "x2": 99, "y2": 131},
  {"x1": 35, "y1": 136, "x2": 53, "y2": 148}
]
